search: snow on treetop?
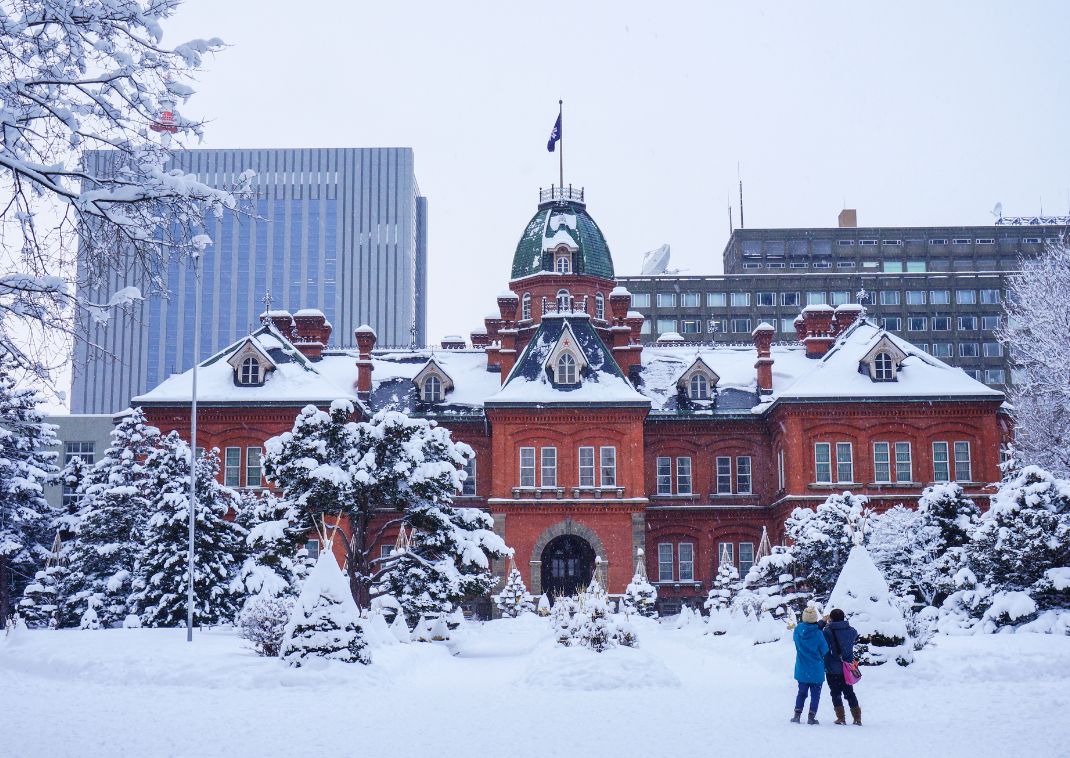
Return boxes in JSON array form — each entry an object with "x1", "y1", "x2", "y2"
[
  {"x1": 294, "y1": 550, "x2": 361, "y2": 618},
  {"x1": 827, "y1": 545, "x2": 908, "y2": 638},
  {"x1": 1045, "y1": 568, "x2": 1070, "y2": 591}
]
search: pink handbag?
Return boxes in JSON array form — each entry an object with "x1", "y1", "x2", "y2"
[{"x1": 842, "y1": 660, "x2": 862, "y2": 685}]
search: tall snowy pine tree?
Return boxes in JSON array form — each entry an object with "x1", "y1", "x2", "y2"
[
  {"x1": 785, "y1": 491, "x2": 872, "y2": 599},
  {"x1": 0, "y1": 357, "x2": 59, "y2": 624},
  {"x1": 235, "y1": 489, "x2": 309, "y2": 601},
  {"x1": 129, "y1": 434, "x2": 244, "y2": 627},
  {"x1": 60, "y1": 409, "x2": 158, "y2": 626}
]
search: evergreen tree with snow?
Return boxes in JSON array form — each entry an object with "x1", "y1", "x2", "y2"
[
  {"x1": 620, "y1": 548, "x2": 658, "y2": 618},
  {"x1": 235, "y1": 489, "x2": 309, "y2": 602},
  {"x1": 281, "y1": 550, "x2": 369, "y2": 666},
  {"x1": 965, "y1": 466, "x2": 1070, "y2": 620},
  {"x1": 60, "y1": 409, "x2": 158, "y2": 626},
  {"x1": 739, "y1": 545, "x2": 810, "y2": 620},
  {"x1": 496, "y1": 562, "x2": 535, "y2": 618},
  {"x1": 785, "y1": 491, "x2": 872, "y2": 599},
  {"x1": 129, "y1": 435, "x2": 244, "y2": 627},
  {"x1": 704, "y1": 549, "x2": 740, "y2": 613},
  {"x1": 0, "y1": 357, "x2": 59, "y2": 624},
  {"x1": 868, "y1": 505, "x2": 943, "y2": 605},
  {"x1": 265, "y1": 404, "x2": 508, "y2": 612},
  {"x1": 828, "y1": 539, "x2": 912, "y2": 666}
]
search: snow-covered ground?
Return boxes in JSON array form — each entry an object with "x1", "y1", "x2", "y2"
[{"x1": 3, "y1": 617, "x2": 1069, "y2": 758}]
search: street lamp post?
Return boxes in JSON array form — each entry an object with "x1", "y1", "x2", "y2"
[{"x1": 186, "y1": 250, "x2": 202, "y2": 642}]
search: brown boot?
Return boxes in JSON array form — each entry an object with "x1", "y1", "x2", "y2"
[
  {"x1": 790, "y1": 710, "x2": 802, "y2": 723},
  {"x1": 851, "y1": 706, "x2": 862, "y2": 726},
  {"x1": 833, "y1": 705, "x2": 847, "y2": 725}
]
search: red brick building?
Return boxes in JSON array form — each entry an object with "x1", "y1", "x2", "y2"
[{"x1": 135, "y1": 188, "x2": 1006, "y2": 613}]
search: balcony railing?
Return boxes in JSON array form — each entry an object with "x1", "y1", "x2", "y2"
[{"x1": 539, "y1": 185, "x2": 585, "y2": 205}]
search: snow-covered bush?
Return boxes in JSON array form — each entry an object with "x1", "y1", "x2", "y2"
[
  {"x1": 281, "y1": 552, "x2": 369, "y2": 667},
  {"x1": 828, "y1": 545, "x2": 912, "y2": 665},
  {"x1": 620, "y1": 549, "x2": 658, "y2": 618},
  {"x1": 552, "y1": 594, "x2": 636, "y2": 652},
  {"x1": 235, "y1": 490, "x2": 308, "y2": 602},
  {"x1": 18, "y1": 570, "x2": 58, "y2": 629},
  {"x1": 496, "y1": 567, "x2": 535, "y2": 618},
  {"x1": 129, "y1": 437, "x2": 244, "y2": 627},
  {"x1": 750, "y1": 612, "x2": 786, "y2": 645},
  {"x1": 238, "y1": 594, "x2": 295, "y2": 657},
  {"x1": 704, "y1": 561, "x2": 740, "y2": 613},
  {"x1": 785, "y1": 492, "x2": 872, "y2": 599},
  {"x1": 537, "y1": 594, "x2": 551, "y2": 616},
  {"x1": 80, "y1": 605, "x2": 101, "y2": 630}
]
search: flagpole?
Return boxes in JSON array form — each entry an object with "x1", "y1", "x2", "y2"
[{"x1": 558, "y1": 99, "x2": 564, "y2": 190}]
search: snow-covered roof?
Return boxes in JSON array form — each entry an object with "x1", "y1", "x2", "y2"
[{"x1": 133, "y1": 315, "x2": 1001, "y2": 416}]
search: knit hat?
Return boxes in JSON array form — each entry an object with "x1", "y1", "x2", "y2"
[{"x1": 802, "y1": 606, "x2": 819, "y2": 624}]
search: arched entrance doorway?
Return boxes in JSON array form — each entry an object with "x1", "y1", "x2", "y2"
[{"x1": 541, "y1": 534, "x2": 595, "y2": 599}]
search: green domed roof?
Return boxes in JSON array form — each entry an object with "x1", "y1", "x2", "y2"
[{"x1": 510, "y1": 196, "x2": 615, "y2": 281}]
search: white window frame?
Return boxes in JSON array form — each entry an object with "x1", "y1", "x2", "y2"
[
  {"x1": 658, "y1": 543, "x2": 673, "y2": 582},
  {"x1": 246, "y1": 446, "x2": 263, "y2": 488},
  {"x1": 520, "y1": 447, "x2": 536, "y2": 487},
  {"x1": 836, "y1": 442, "x2": 854, "y2": 484},
  {"x1": 422, "y1": 375, "x2": 442, "y2": 402},
  {"x1": 932, "y1": 442, "x2": 950, "y2": 482},
  {"x1": 954, "y1": 441, "x2": 972, "y2": 482},
  {"x1": 239, "y1": 356, "x2": 261, "y2": 385},
  {"x1": 738, "y1": 542, "x2": 755, "y2": 576},
  {"x1": 676, "y1": 456, "x2": 693, "y2": 495},
  {"x1": 595, "y1": 293, "x2": 605, "y2": 320},
  {"x1": 678, "y1": 543, "x2": 695, "y2": 582},
  {"x1": 521, "y1": 293, "x2": 532, "y2": 320},
  {"x1": 224, "y1": 447, "x2": 241, "y2": 487},
  {"x1": 461, "y1": 456, "x2": 477, "y2": 496},
  {"x1": 305, "y1": 539, "x2": 320, "y2": 561},
  {"x1": 541, "y1": 447, "x2": 557, "y2": 488},
  {"x1": 777, "y1": 449, "x2": 785, "y2": 490},
  {"x1": 556, "y1": 353, "x2": 578, "y2": 384},
  {"x1": 736, "y1": 456, "x2": 752, "y2": 494},
  {"x1": 815, "y1": 442, "x2": 832, "y2": 484},
  {"x1": 656, "y1": 456, "x2": 672, "y2": 495},
  {"x1": 716, "y1": 456, "x2": 732, "y2": 493},
  {"x1": 578, "y1": 446, "x2": 595, "y2": 488},
  {"x1": 599, "y1": 446, "x2": 617, "y2": 487},
  {"x1": 873, "y1": 352, "x2": 895, "y2": 381},
  {"x1": 689, "y1": 373, "x2": 709, "y2": 400},
  {"x1": 873, "y1": 442, "x2": 891, "y2": 483},
  {"x1": 890, "y1": 442, "x2": 909, "y2": 483}
]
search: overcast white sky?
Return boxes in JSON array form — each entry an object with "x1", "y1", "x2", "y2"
[{"x1": 164, "y1": 0, "x2": 1069, "y2": 344}]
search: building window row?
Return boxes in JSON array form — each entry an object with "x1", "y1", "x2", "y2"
[
  {"x1": 657, "y1": 542, "x2": 695, "y2": 583},
  {"x1": 814, "y1": 440, "x2": 972, "y2": 484},
  {"x1": 518, "y1": 446, "x2": 617, "y2": 489},
  {"x1": 656, "y1": 455, "x2": 751, "y2": 496}
]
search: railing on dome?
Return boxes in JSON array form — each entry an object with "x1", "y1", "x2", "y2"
[{"x1": 539, "y1": 185, "x2": 585, "y2": 204}]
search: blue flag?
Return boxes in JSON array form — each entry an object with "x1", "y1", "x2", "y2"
[{"x1": 547, "y1": 113, "x2": 561, "y2": 152}]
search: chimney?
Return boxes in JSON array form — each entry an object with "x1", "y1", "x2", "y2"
[
  {"x1": 656, "y1": 331, "x2": 686, "y2": 346},
  {"x1": 261, "y1": 309, "x2": 295, "y2": 338},
  {"x1": 800, "y1": 304, "x2": 836, "y2": 358},
  {"x1": 497, "y1": 291, "x2": 519, "y2": 323},
  {"x1": 793, "y1": 314, "x2": 806, "y2": 341},
  {"x1": 354, "y1": 325, "x2": 377, "y2": 399},
  {"x1": 609, "y1": 286, "x2": 631, "y2": 323},
  {"x1": 833, "y1": 303, "x2": 863, "y2": 335},
  {"x1": 290, "y1": 309, "x2": 332, "y2": 359},
  {"x1": 752, "y1": 322, "x2": 775, "y2": 394},
  {"x1": 440, "y1": 335, "x2": 466, "y2": 350},
  {"x1": 470, "y1": 327, "x2": 490, "y2": 349},
  {"x1": 837, "y1": 208, "x2": 857, "y2": 228}
]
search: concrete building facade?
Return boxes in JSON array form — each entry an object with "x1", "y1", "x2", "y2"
[{"x1": 71, "y1": 147, "x2": 427, "y2": 413}]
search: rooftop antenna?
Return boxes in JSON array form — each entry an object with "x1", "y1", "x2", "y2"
[
  {"x1": 728, "y1": 192, "x2": 734, "y2": 235},
  {"x1": 737, "y1": 161, "x2": 745, "y2": 229}
]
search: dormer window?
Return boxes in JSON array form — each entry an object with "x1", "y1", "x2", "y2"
[
  {"x1": 522, "y1": 293, "x2": 532, "y2": 321},
  {"x1": 556, "y1": 289, "x2": 571, "y2": 311},
  {"x1": 556, "y1": 353, "x2": 578, "y2": 384},
  {"x1": 422, "y1": 375, "x2": 443, "y2": 402},
  {"x1": 677, "y1": 357, "x2": 720, "y2": 401},
  {"x1": 555, "y1": 251, "x2": 572, "y2": 273},
  {"x1": 239, "y1": 357, "x2": 262, "y2": 385},
  {"x1": 413, "y1": 358, "x2": 454, "y2": 404},
  {"x1": 860, "y1": 336, "x2": 907, "y2": 382},
  {"x1": 689, "y1": 374, "x2": 710, "y2": 400},
  {"x1": 595, "y1": 293, "x2": 605, "y2": 321},
  {"x1": 873, "y1": 352, "x2": 894, "y2": 381}
]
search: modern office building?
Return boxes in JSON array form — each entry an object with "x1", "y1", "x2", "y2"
[
  {"x1": 619, "y1": 213, "x2": 1069, "y2": 388},
  {"x1": 71, "y1": 147, "x2": 428, "y2": 413}
]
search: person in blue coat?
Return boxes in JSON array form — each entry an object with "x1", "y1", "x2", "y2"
[
  {"x1": 822, "y1": 608, "x2": 862, "y2": 725},
  {"x1": 791, "y1": 605, "x2": 829, "y2": 724}
]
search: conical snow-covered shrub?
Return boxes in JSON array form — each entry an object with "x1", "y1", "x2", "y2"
[
  {"x1": 495, "y1": 565, "x2": 535, "y2": 618},
  {"x1": 828, "y1": 544, "x2": 912, "y2": 665},
  {"x1": 18, "y1": 570, "x2": 58, "y2": 629},
  {"x1": 620, "y1": 548, "x2": 658, "y2": 618},
  {"x1": 280, "y1": 551, "x2": 369, "y2": 667},
  {"x1": 536, "y1": 593, "x2": 551, "y2": 616},
  {"x1": 704, "y1": 561, "x2": 739, "y2": 613}
]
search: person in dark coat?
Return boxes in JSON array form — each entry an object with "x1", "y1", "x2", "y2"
[
  {"x1": 822, "y1": 608, "x2": 862, "y2": 725},
  {"x1": 791, "y1": 605, "x2": 829, "y2": 724}
]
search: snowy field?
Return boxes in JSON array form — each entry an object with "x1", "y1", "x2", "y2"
[{"x1": 3, "y1": 618, "x2": 1069, "y2": 758}]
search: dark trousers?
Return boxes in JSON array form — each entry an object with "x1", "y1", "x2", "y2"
[
  {"x1": 827, "y1": 674, "x2": 859, "y2": 709},
  {"x1": 794, "y1": 681, "x2": 822, "y2": 713}
]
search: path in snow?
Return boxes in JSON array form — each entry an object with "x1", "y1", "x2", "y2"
[{"x1": 2, "y1": 617, "x2": 1069, "y2": 758}]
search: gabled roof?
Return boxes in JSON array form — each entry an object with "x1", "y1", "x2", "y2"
[
  {"x1": 133, "y1": 323, "x2": 362, "y2": 408},
  {"x1": 486, "y1": 315, "x2": 648, "y2": 407}
]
